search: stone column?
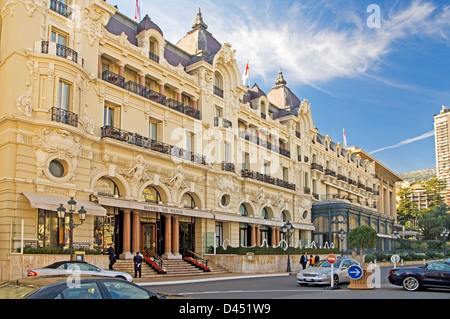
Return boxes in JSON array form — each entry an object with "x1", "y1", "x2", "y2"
[
  {"x1": 163, "y1": 215, "x2": 173, "y2": 259},
  {"x1": 171, "y1": 215, "x2": 181, "y2": 259},
  {"x1": 132, "y1": 211, "x2": 141, "y2": 254},
  {"x1": 250, "y1": 225, "x2": 256, "y2": 246},
  {"x1": 120, "y1": 210, "x2": 133, "y2": 259},
  {"x1": 256, "y1": 225, "x2": 261, "y2": 246}
]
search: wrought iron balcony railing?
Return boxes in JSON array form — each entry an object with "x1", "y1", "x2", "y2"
[
  {"x1": 50, "y1": 0, "x2": 72, "y2": 18},
  {"x1": 101, "y1": 126, "x2": 207, "y2": 165},
  {"x1": 101, "y1": 71, "x2": 201, "y2": 120},
  {"x1": 240, "y1": 169, "x2": 296, "y2": 191},
  {"x1": 51, "y1": 107, "x2": 78, "y2": 127},
  {"x1": 41, "y1": 41, "x2": 78, "y2": 63}
]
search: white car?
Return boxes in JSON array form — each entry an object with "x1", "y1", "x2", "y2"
[
  {"x1": 297, "y1": 257, "x2": 360, "y2": 286},
  {"x1": 27, "y1": 261, "x2": 134, "y2": 282}
]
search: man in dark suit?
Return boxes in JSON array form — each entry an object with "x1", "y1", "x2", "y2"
[
  {"x1": 108, "y1": 243, "x2": 116, "y2": 270},
  {"x1": 300, "y1": 252, "x2": 308, "y2": 269},
  {"x1": 133, "y1": 252, "x2": 143, "y2": 278}
]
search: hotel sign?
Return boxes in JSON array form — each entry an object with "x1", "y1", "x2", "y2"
[{"x1": 96, "y1": 196, "x2": 213, "y2": 219}]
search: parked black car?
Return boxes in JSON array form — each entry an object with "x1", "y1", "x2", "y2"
[
  {"x1": 388, "y1": 258, "x2": 450, "y2": 291},
  {"x1": 0, "y1": 275, "x2": 163, "y2": 299}
]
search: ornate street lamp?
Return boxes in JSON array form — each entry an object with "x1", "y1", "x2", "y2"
[
  {"x1": 440, "y1": 228, "x2": 449, "y2": 258},
  {"x1": 281, "y1": 221, "x2": 295, "y2": 272},
  {"x1": 57, "y1": 197, "x2": 87, "y2": 260},
  {"x1": 337, "y1": 228, "x2": 346, "y2": 256}
]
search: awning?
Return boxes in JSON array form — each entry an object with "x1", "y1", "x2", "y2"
[{"x1": 23, "y1": 193, "x2": 107, "y2": 216}]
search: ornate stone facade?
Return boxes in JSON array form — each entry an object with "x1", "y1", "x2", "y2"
[{"x1": 0, "y1": 0, "x2": 401, "y2": 280}]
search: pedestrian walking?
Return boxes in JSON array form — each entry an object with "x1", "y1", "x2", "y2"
[
  {"x1": 309, "y1": 254, "x2": 315, "y2": 266},
  {"x1": 133, "y1": 251, "x2": 143, "y2": 278},
  {"x1": 299, "y1": 252, "x2": 308, "y2": 269},
  {"x1": 314, "y1": 253, "x2": 320, "y2": 264},
  {"x1": 108, "y1": 242, "x2": 116, "y2": 270}
]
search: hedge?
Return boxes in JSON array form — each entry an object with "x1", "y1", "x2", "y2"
[
  {"x1": 21, "y1": 247, "x2": 102, "y2": 255},
  {"x1": 212, "y1": 245, "x2": 338, "y2": 255}
]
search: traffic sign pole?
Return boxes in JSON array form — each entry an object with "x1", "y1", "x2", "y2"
[{"x1": 325, "y1": 254, "x2": 338, "y2": 290}]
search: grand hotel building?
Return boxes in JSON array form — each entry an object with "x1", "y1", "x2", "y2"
[{"x1": 0, "y1": 0, "x2": 401, "y2": 278}]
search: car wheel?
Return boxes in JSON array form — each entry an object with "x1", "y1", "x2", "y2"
[
  {"x1": 402, "y1": 276, "x2": 421, "y2": 291},
  {"x1": 115, "y1": 276, "x2": 127, "y2": 281},
  {"x1": 333, "y1": 275, "x2": 339, "y2": 286}
]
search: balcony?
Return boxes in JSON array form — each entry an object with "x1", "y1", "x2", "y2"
[
  {"x1": 101, "y1": 71, "x2": 200, "y2": 120},
  {"x1": 101, "y1": 126, "x2": 207, "y2": 165},
  {"x1": 221, "y1": 162, "x2": 235, "y2": 172},
  {"x1": 240, "y1": 169, "x2": 296, "y2": 191},
  {"x1": 149, "y1": 52, "x2": 160, "y2": 63},
  {"x1": 102, "y1": 70, "x2": 125, "y2": 88},
  {"x1": 51, "y1": 107, "x2": 78, "y2": 128},
  {"x1": 214, "y1": 117, "x2": 232, "y2": 128},
  {"x1": 238, "y1": 132, "x2": 290, "y2": 158},
  {"x1": 324, "y1": 169, "x2": 336, "y2": 177},
  {"x1": 41, "y1": 41, "x2": 78, "y2": 63},
  {"x1": 50, "y1": 0, "x2": 72, "y2": 18},
  {"x1": 311, "y1": 162, "x2": 324, "y2": 172}
]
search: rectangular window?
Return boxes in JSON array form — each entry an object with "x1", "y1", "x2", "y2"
[
  {"x1": 57, "y1": 80, "x2": 71, "y2": 110},
  {"x1": 149, "y1": 121, "x2": 157, "y2": 141},
  {"x1": 103, "y1": 104, "x2": 120, "y2": 127},
  {"x1": 37, "y1": 209, "x2": 65, "y2": 248},
  {"x1": 215, "y1": 222, "x2": 223, "y2": 248}
]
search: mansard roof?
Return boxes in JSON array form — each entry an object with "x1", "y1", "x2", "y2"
[
  {"x1": 137, "y1": 14, "x2": 163, "y2": 36},
  {"x1": 175, "y1": 8, "x2": 222, "y2": 64},
  {"x1": 266, "y1": 69, "x2": 301, "y2": 110},
  {"x1": 104, "y1": 8, "x2": 222, "y2": 68}
]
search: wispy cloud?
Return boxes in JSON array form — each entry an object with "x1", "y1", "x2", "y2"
[
  {"x1": 114, "y1": 0, "x2": 450, "y2": 89},
  {"x1": 369, "y1": 130, "x2": 435, "y2": 155}
]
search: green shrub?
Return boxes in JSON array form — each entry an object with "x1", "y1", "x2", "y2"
[
  {"x1": 365, "y1": 254, "x2": 376, "y2": 263},
  {"x1": 22, "y1": 247, "x2": 102, "y2": 255}
]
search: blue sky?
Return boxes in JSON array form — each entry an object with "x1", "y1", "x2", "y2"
[{"x1": 108, "y1": 0, "x2": 450, "y2": 174}]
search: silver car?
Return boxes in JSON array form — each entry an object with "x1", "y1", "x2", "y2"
[
  {"x1": 27, "y1": 261, "x2": 134, "y2": 282},
  {"x1": 297, "y1": 257, "x2": 360, "y2": 286}
]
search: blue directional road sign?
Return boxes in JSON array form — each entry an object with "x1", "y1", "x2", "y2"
[{"x1": 348, "y1": 265, "x2": 363, "y2": 280}]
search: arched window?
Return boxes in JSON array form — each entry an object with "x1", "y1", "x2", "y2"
[
  {"x1": 280, "y1": 211, "x2": 287, "y2": 222},
  {"x1": 94, "y1": 177, "x2": 119, "y2": 197},
  {"x1": 262, "y1": 208, "x2": 269, "y2": 219},
  {"x1": 181, "y1": 193, "x2": 195, "y2": 209},
  {"x1": 149, "y1": 37, "x2": 159, "y2": 63},
  {"x1": 239, "y1": 204, "x2": 248, "y2": 217},
  {"x1": 141, "y1": 185, "x2": 160, "y2": 203},
  {"x1": 213, "y1": 72, "x2": 223, "y2": 97}
]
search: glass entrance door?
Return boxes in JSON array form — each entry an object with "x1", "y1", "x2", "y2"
[{"x1": 142, "y1": 224, "x2": 156, "y2": 256}]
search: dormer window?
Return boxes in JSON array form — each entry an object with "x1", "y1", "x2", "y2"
[
  {"x1": 149, "y1": 37, "x2": 159, "y2": 63},
  {"x1": 214, "y1": 72, "x2": 224, "y2": 98}
]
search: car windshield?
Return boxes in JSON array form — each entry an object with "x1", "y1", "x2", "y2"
[
  {"x1": 0, "y1": 282, "x2": 37, "y2": 299},
  {"x1": 312, "y1": 260, "x2": 342, "y2": 268}
]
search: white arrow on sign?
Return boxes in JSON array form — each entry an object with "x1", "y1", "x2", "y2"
[
  {"x1": 349, "y1": 267, "x2": 361, "y2": 277},
  {"x1": 348, "y1": 265, "x2": 363, "y2": 280}
]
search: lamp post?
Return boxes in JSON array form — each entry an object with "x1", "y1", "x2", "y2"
[
  {"x1": 440, "y1": 228, "x2": 449, "y2": 258},
  {"x1": 281, "y1": 221, "x2": 295, "y2": 272},
  {"x1": 57, "y1": 197, "x2": 87, "y2": 261},
  {"x1": 337, "y1": 228, "x2": 346, "y2": 256}
]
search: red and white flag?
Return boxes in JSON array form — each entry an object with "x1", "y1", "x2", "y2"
[
  {"x1": 343, "y1": 128, "x2": 347, "y2": 147},
  {"x1": 242, "y1": 61, "x2": 249, "y2": 86},
  {"x1": 135, "y1": 0, "x2": 140, "y2": 21}
]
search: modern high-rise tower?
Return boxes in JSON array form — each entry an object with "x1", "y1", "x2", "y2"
[{"x1": 434, "y1": 105, "x2": 450, "y2": 207}]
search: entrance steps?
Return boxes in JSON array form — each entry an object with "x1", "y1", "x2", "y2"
[{"x1": 113, "y1": 258, "x2": 229, "y2": 279}]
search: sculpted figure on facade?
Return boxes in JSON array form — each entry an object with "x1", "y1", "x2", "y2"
[
  {"x1": 120, "y1": 155, "x2": 153, "y2": 198},
  {"x1": 16, "y1": 82, "x2": 33, "y2": 117}
]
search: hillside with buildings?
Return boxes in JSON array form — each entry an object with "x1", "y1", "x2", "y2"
[{"x1": 399, "y1": 168, "x2": 436, "y2": 183}]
